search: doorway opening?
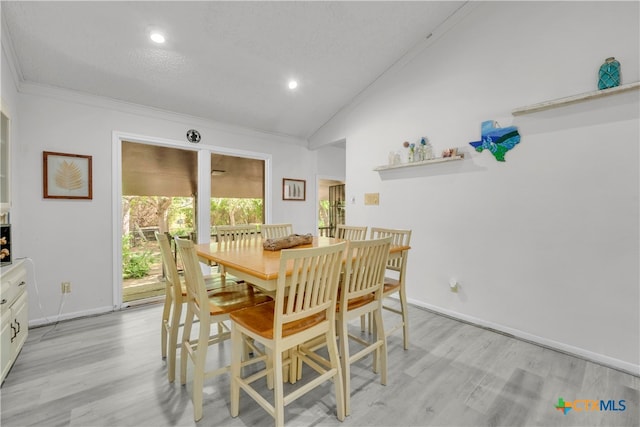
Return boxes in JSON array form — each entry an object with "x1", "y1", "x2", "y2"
[{"x1": 318, "y1": 179, "x2": 345, "y2": 237}]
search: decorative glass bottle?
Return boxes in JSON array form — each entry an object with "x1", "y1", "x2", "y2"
[{"x1": 598, "y1": 57, "x2": 621, "y2": 90}]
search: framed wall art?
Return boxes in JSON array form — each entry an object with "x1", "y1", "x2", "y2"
[
  {"x1": 43, "y1": 151, "x2": 93, "y2": 199},
  {"x1": 282, "y1": 178, "x2": 306, "y2": 201}
]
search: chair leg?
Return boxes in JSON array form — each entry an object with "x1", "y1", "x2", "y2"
[
  {"x1": 242, "y1": 334, "x2": 250, "y2": 362},
  {"x1": 326, "y1": 329, "x2": 345, "y2": 421},
  {"x1": 360, "y1": 313, "x2": 372, "y2": 334},
  {"x1": 287, "y1": 348, "x2": 296, "y2": 384},
  {"x1": 192, "y1": 360, "x2": 204, "y2": 421},
  {"x1": 230, "y1": 324, "x2": 242, "y2": 418},
  {"x1": 273, "y1": 345, "x2": 285, "y2": 426},
  {"x1": 167, "y1": 302, "x2": 182, "y2": 383},
  {"x1": 297, "y1": 347, "x2": 304, "y2": 382},
  {"x1": 180, "y1": 307, "x2": 194, "y2": 386},
  {"x1": 192, "y1": 316, "x2": 210, "y2": 422},
  {"x1": 374, "y1": 308, "x2": 387, "y2": 386},
  {"x1": 266, "y1": 348, "x2": 274, "y2": 390},
  {"x1": 338, "y1": 314, "x2": 351, "y2": 417},
  {"x1": 399, "y1": 290, "x2": 410, "y2": 350},
  {"x1": 161, "y1": 291, "x2": 171, "y2": 359},
  {"x1": 372, "y1": 326, "x2": 379, "y2": 375}
]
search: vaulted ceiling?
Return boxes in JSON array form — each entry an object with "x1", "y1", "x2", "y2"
[{"x1": 1, "y1": 1, "x2": 465, "y2": 140}]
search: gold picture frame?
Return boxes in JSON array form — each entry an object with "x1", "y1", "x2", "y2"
[
  {"x1": 282, "y1": 178, "x2": 306, "y2": 201},
  {"x1": 43, "y1": 151, "x2": 93, "y2": 199}
]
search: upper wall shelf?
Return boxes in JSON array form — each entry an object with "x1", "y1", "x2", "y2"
[
  {"x1": 512, "y1": 81, "x2": 640, "y2": 116},
  {"x1": 374, "y1": 155, "x2": 464, "y2": 172}
]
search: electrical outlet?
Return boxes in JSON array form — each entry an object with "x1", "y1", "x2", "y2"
[
  {"x1": 61, "y1": 281, "x2": 71, "y2": 294},
  {"x1": 449, "y1": 278, "x2": 458, "y2": 293}
]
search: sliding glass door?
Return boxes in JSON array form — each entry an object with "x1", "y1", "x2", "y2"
[{"x1": 118, "y1": 140, "x2": 267, "y2": 305}]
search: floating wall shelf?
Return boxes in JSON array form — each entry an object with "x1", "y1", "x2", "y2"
[
  {"x1": 374, "y1": 155, "x2": 464, "y2": 172},
  {"x1": 512, "y1": 82, "x2": 639, "y2": 116}
]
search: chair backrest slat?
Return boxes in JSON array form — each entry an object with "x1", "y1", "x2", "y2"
[
  {"x1": 261, "y1": 223, "x2": 294, "y2": 239},
  {"x1": 175, "y1": 237, "x2": 210, "y2": 322},
  {"x1": 342, "y1": 237, "x2": 392, "y2": 303},
  {"x1": 274, "y1": 242, "x2": 346, "y2": 336},
  {"x1": 335, "y1": 225, "x2": 368, "y2": 240},
  {"x1": 216, "y1": 224, "x2": 258, "y2": 242},
  {"x1": 369, "y1": 227, "x2": 411, "y2": 272},
  {"x1": 155, "y1": 232, "x2": 182, "y2": 305}
]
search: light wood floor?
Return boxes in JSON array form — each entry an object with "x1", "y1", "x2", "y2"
[{"x1": 1, "y1": 301, "x2": 638, "y2": 427}]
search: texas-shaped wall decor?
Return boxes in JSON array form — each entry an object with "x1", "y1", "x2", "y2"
[{"x1": 469, "y1": 120, "x2": 520, "y2": 162}]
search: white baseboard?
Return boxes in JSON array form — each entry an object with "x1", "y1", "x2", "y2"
[
  {"x1": 408, "y1": 298, "x2": 640, "y2": 377},
  {"x1": 28, "y1": 305, "x2": 116, "y2": 328}
]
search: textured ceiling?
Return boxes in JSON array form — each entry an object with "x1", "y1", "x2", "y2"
[{"x1": 1, "y1": 1, "x2": 465, "y2": 140}]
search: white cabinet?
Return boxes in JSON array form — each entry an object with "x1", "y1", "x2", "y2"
[{"x1": 1, "y1": 260, "x2": 28, "y2": 385}]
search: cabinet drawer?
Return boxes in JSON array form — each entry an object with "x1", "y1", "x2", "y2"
[
  {"x1": 0, "y1": 264, "x2": 26, "y2": 311},
  {"x1": 0, "y1": 260, "x2": 27, "y2": 385}
]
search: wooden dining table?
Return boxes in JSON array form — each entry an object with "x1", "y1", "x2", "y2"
[
  {"x1": 195, "y1": 236, "x2": 410, "y2": 293},
  {"x1": 196, "y1": 235, "x2": 410, "y2": 384}
]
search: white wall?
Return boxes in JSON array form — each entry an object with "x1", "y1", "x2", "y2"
[
  {"x1": 316, "y1": 143, "x2": 346, "y2": 179},
  {"x1": 310, "y1": 1, "x2": 639, "y2": 372},
  {"x1": 9, "y1": 82, "x2": 320, "y2": 324}
]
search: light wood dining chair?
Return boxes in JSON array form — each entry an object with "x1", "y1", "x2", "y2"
[
  {"x1": 336, "y1": 236, "x2": 392, "y2": 416},
  {"x1": 213, "y1": 224, "x2": 259, "y2": 284},
  {"x1": 335, "y1": 224, "x2": 368, "y2": 240},
  {"x1": 175, "y1": 236, "x2": 272, "y2": 421},
  {"x1": 334, "y1": 225, "x2": 367, "y2": 340},
  {"x1": 301, "y1": 237, "x2": 392, "y2": 415},
  {"x1": 260, "y1": 223, "x2": 293, "y2": 239},
  {"x1": 156, "y1": 232, "x2": 228, "y2": 383},
  {"x1": 215, "y1": 224, "x2": 259, "y2": 242},
  {"x1": 369, "y1": 227, "x2": 412, "y2": 350},
  {"x1": 229, "y1": 241, "x2": 347, "y2": 426},
  {"x1": 157, "y1": 231, "x2": 185, "y2": 383}
]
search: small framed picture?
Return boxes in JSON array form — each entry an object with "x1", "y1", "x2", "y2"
[
  {"x1": 43, "y1": 151, "x2": 93, "y2": 199},
  {"x1": 282, "y1": 178, "x2": 306, "y2": 201}
]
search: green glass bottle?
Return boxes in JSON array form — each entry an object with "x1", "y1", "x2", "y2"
[{"x1": 598, "y1": 57, "x2": 620, "y2": 90}]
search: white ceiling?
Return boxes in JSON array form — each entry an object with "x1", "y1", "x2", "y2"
[{"x1": 1, "y1": 1, "x2": 465, "y2": 140}]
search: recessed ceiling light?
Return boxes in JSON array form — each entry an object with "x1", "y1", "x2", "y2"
[
  {"x1": 288, "y1": 80, "x2": 298, "y2": 90},
  {"x1": 150, "y1": 32, "x2": 165, "y2": 44}
]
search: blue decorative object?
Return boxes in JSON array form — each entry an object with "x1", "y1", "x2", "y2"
[
  {"x1": 598, "y1": 57, "x2": 620, "y2": 90},
  {"x1": 469, "y1": 120, "x2": 520, "y2": 162}
]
